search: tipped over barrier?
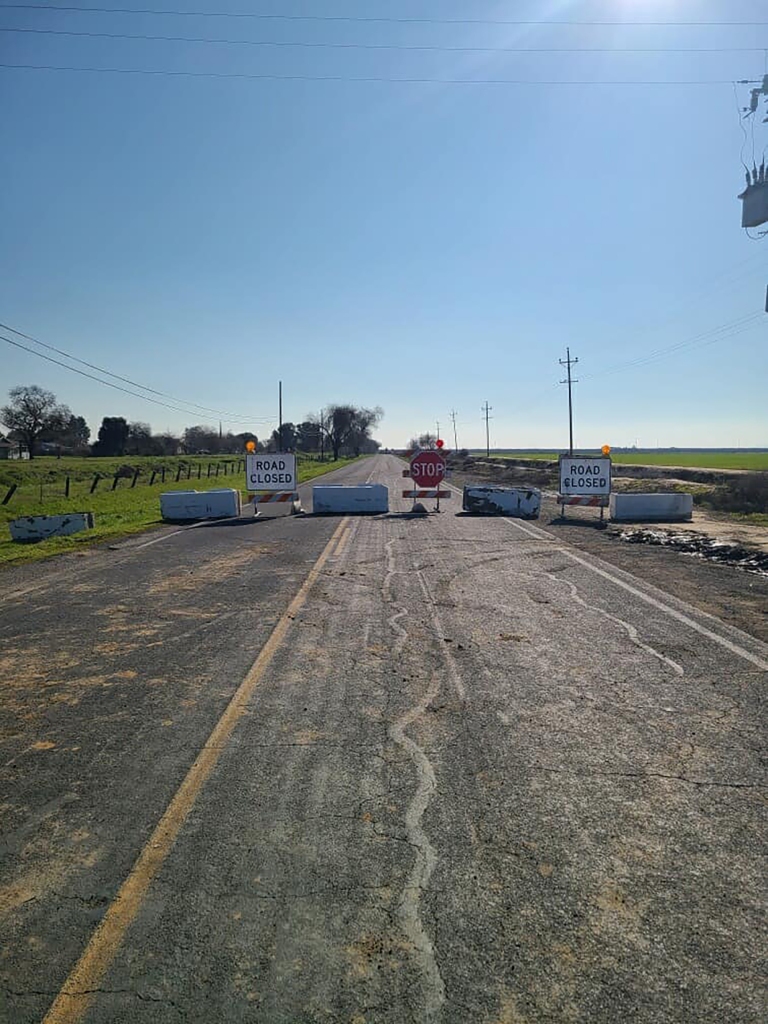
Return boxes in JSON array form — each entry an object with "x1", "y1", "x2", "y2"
[
  {"x1": 9, "y1": 512, "x2": 96, "y2": 543},
  {"x1": 462, "y1": 486, "x2": 541, "y2": 519}
]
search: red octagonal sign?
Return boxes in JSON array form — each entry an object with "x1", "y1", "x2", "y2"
[{"x1": 410, "y1": 450, "x2": 446, "y2": 488}]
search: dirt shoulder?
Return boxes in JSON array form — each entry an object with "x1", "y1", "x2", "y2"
[{"x1": 451, "y1": 469, "x2": 768, "y2": 644}]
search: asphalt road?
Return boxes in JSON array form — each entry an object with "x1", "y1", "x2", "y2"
[{"x1": 1, "y1": 455, "x2": 766, "y2": 1024}]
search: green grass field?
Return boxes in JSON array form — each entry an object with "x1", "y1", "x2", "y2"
[
  {"x1": 481, "y1": 452, "x2": 768, "y2": 471},
  {"x1": 0, "y1": 454, "x2": 359, "y2": 566}
]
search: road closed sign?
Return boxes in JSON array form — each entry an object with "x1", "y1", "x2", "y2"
[
  {"x1": 246, "y1": 453, "x2": 296, "y2": 492},
  {"x1": 559, "y1": 456, "x2": 611, "y2": 495}
]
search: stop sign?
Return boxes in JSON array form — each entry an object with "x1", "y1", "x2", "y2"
[{"x1": 410, "y1": 450, "x2": 446, "y2": 488}]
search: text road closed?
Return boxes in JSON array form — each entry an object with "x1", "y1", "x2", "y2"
[
  {"x1": 247, "y1": 454, "x2": 297, "y2": 490},
  {"x1": 559, "y1": 457, "x2": 611, "y2": 495}
]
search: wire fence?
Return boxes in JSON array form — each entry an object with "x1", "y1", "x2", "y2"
[{"x1": 1, "y1": 459, "x2": 247, "y2": 507}]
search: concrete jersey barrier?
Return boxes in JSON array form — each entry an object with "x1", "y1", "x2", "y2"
[
  {"x1": 312, "y1": 484, "x2": 389, "y2": 515},
  {"x1": 9, "y1": 512, "x2": 95, "y2": 543},
  {"x1": 610, "y1": 492, "x2": 693, "y2": 522},
  {"x1": 160, "y1": 489, "x2": 242, "y2": 521},
  {"x1": 463, "y1": 486, "x2": 541, "y2": 519}
]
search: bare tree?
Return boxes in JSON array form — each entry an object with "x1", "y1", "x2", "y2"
[
  {"x1": 322, "y1": 405, "x2": 383, "y2": 460},
  {"x1": 0, "y1": 385, "x2": 70, "y2": 458}
]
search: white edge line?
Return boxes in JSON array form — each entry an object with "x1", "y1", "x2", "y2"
[
  {"x1": 499, "y1": 515, "x2": 768, "y2": 671},
  {"x1": 444, "y1": 474, "x2": 768, "y2": 669}
]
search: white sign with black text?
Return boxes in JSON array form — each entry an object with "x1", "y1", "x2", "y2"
[
  {"x1": 246, "y1": 453, "x2": 297, "y2": 492},
  {"x1": 559, "y1": 456, "x2": 612, "y2": 496}
]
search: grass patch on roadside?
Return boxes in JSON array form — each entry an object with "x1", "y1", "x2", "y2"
[
  {"x1": 734, "y1": 512, "x2": 768, "y2": 528},
  {"x1": 0, "y1": 455, "x2": 361, "y2": 567},
  {"x1": 693, "y1": 472, "x2": 768, "y2": 519},
  {"x1": 485, "y1": 451, "x2": 768, "y2": 471}
]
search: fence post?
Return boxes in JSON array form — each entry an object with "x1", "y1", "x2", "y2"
[
  {"x1": 187, "y1": 464, "x2": 192, "y2": 480},
  {"x1": 90, "y1": 474, "x2": 100, "y2": 493},
  {"x1": 215, "y1": 464, "x2": 220, "y2": 477},
  {"x1": 208, "y1": 464, "x2": 212, "y2": 478},
  {"x1": 197, "y1": 464, "x2": 202, "y2": 479},
  {"x1": 112, "y1": 473, "x2": 120, "y2": 491},
  {"x1": 161, "y1": 467, "x2": 166, "y2": 483},
  {"x1": 131, "y1": 469, "x2": 140, "y2": 488},
  {"x1": 149, "y1": 470, "x2": 157, "y2": 486},
  {"x1": 65, "y1": 476, "x2": 70, "y2": 498},
  {"x1": 2, "y1": 484, "x2": 17, "y2": 505},
  {"x1": 175, "y1": 466, "x2": 182, "y2": 482}
]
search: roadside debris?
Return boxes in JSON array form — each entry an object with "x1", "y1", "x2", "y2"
[{"x1": 615, "y1": 528, "x2": 768, "y2": 577}]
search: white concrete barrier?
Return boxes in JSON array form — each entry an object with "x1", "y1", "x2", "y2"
[
  {"x1": 9, "y1": 512, "x2": 95, "y2": 542},
  {"x1": 463, "y1": 486, "x2": 541, "y2": 519},
  {"x1": 610, "y1": 492, "x2": 693, "y2": 522},
  {"x1": 160, "y1": 489, "x2": 241, "y2": 521},
  {"x1": 312, "y1": 484, "x2": 389, "y2": 515}
]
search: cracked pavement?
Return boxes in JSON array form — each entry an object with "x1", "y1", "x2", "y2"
[{"x1": 0, "y1": 455, "x2": 766, "y2": 1023}]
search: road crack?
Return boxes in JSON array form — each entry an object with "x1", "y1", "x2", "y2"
[
  {"x1": 383, "y1": 546, "x2": 445, "y2": 1021},
  {"x1": 547, "y1": 574, "x2": 685, "y2": 677}
]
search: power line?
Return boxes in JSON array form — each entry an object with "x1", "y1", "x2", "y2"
[
  {"x1": 2, "y1": 6, "x2": 767, "y2": 28},
  {"x1": 482, "y1": 401, "x2": 492, "y2": 459},
  {"x1": 559, "y1": 348, "x2": 579, "y2": 456},
  {"x1": 0, "y1": 321, "x2": 271, "y2": 422},
  {"x1": 0, "y1": 63, "x2": 739, "y2": 86},
  {"x1": 1, "y1": 333, "x2": 270, "y2": 427},
  {"x1": 580, "y1": 312, "x2": 763, "y2": 383},
  {"x1": 3, "y1": 27, "x2": 765, "y2": 54}
]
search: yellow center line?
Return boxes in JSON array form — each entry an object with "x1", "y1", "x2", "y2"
[
  {"x1": 333, "y1": 523, "x2": 353, "y2": 559},
  {"x1": 42, "y1": 515, "x2": 350, "y2": 1024}
]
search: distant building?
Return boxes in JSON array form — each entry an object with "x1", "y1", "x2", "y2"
[{"x1": 0, "y1": 435, "x2": 29, "y2": 459}]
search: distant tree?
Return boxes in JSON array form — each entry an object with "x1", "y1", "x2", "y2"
[
  {"x1": 152, "y1": 433, "x2": 181, "y2": 456},
  {"x1": 406, "y1": 432, "x2": 436, "y2": 451},
  {"x1": 62, "y1": 414, "x2": 91, "y2": 451},
  {"x1": 321, "y1": 405, "x2": 383, "y2": 460},
  {"x1": 92, "y1": 416, "x2": 129, "y2": 457},
  {"x1": 39, "y1": 404, "x2": 74, "y2": 452},
  {"x1": 296, "y1": 420, "x2": 321, "y2": 453},
  {"x1": 0, "y1": 385, "x2": 71, "y2": 458},
  {"x1": 183, "y1": 425, "x2": 221, "y2": 454},
  {"x1": 230, "y1": 431, "x2": 260, "y2": 453},
  {"x1": 269, "y1": 422, "x2": 298, "y2": 451},
  {"x1": 125, "y1": 422, "x2": 154, "y2": 455},
  {"x1": 347, "y1": 407, "x2": 384, "y2": 456}
]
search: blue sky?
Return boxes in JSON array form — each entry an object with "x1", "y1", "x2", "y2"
[{"x1": 1, "y1": 0, "x2": 766, "y2": 449}]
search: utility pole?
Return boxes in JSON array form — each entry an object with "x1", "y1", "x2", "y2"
[
  {"x1": 482, "y1": 402, "x2": 492, "y2": 458},
  {"x1": 319, "y1": 408, "x2": 324, "y2": 462},
  {"x1": 436, "y1": 419, "x2": 440, "y2": 443},
  {"x1": 450, "y1": 409, "x2": 458, "y2": 451},
  {"x1": 559, "y1": 348, "x2": 579, "y2": 456},
  {"x1": 278, "y1": 380, "x2": 283, "y2": 450}
]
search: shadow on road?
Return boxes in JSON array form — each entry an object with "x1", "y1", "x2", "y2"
[
  {"x1": 193, "y1": 515, "x2": 276, "y2": 530},
  {"x1": 547, "y1": 516, "x2": 608, "y2": 530}
]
